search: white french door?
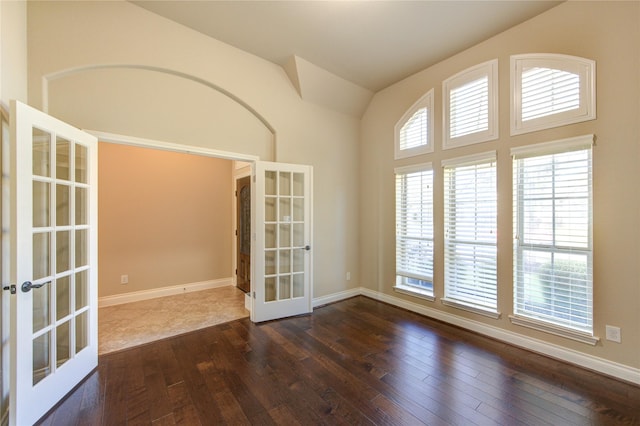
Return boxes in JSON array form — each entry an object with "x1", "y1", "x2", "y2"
[
  {"x1": 8, "y1": 101, "x2": 98, "y2": 426},
  {"x1": 252, "y1": 161, "x2": 313, "y2": 322}
]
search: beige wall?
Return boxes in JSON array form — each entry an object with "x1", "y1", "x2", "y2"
[
  {"x1": 361, "y1": 1, "x2": 640, "y2": 369},
  {"x1": 27, "y1": 1, "x2": 361, "y2": 299},
  {"x1": 0, "y1": 0, "x2": 27, "y2": 107},
  {"x1": 98, "y1": 142, "x2": 232, "y2": 297}
]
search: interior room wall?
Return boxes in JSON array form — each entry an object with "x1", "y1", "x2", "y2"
[
  {"x1": 98, "y1": 142, "x2": 232, "y2": 298},
  {"x1": 26, "y1": 0, "x2": 360, "y2": 299},
  {"x1": 360, "y1": 1, "x2": 639, "y2": 370},
  {"x1": 0, "y1": 0, "x2": 27, "y2": 107}
]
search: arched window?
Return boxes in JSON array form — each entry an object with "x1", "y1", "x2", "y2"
[
  {"x1": 443, "y1": 59, "x2": 499, "y2": 149},
  {"x1": 394, "y1": 89, "x2": 434, "y2": 159},
  {"x1": 511, "y1": 54, "x2": 596, "y2": 135}
]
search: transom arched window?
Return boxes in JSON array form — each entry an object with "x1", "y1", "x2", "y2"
[
  {"x1": 395, "y1": 89, "x2": 434, "y2": 159},
  {"x1": 511, "y1": 54, "x2": 596, "y2": 135}
]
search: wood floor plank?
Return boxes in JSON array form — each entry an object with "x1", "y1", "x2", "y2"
[{"x1": 37, "y1": 296, "x2": 640, "y2": 425}]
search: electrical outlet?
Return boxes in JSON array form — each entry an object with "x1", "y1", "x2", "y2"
[
  {"x1": 120, "y1": 275, "x2": 129, "y2": 285},
  {"x1": 605, "y1": 325, "x2": 621, "y2": 343},
  {"x1": 346, "y1": 272, "x2": 351, "y2": 281}
]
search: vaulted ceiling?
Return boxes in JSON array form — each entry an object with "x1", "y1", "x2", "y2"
[{"x1": 132, "y1": 1, "x2": 562, "y2": 92}]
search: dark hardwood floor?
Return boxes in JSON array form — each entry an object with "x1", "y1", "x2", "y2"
[{"x1": 38, "y1": 296, "x2": 640, "y2": 425}]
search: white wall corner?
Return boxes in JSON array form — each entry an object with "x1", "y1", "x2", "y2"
[
  {"x1": 314, "y1": 287, "x2": 640, "y2": 386},
  {"x1": 282, "y1": 55, "x2": 373, "y2": 118},
  {"x1": 283, "y1": 56, "x2": 302, "y2": 98}
]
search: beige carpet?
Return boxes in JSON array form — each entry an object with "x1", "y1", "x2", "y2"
[{"x1": 98, "y1": 285, "x2": 249, "y2": 354}]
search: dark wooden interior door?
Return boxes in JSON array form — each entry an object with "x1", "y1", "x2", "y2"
[{"x1": 236, "y1": 176, "x2": 251, "y2": 293}]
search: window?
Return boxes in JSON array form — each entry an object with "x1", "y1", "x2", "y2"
[
  {"x1": 511, "y1": 54, "x2": 596, "y2": 135},
  {"x1": 443, "y1": 60, "x2": 498, "y2": 149},
  {"x1": 442, "y1": 152, "x2": 498, "y2": 317},
  {"x1": 395, "y1": 90, "x2": 434, "y2": 159},
  {"x1": 395, "y1": 163, "x2": 434, "y2": 299},
  {"x1": 511, "y1": 135, "x2": 595, "y2": 343}
]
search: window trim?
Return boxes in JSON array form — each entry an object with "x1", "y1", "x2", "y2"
[
  {"x1": 511, "y1": 134, "x2": 595, "y2": 341},
  {"x1": 511, "y1": 53, "x2": 596, "y2": 136},
  {"x1": 443, "y1": 59, "x2": 499, "y2": 150},
  {"x1": 394, "y1": 162, "x2": 434, "y2": 298},
  {"x1": 394, "y1": 89, "x2": 434, "y2": 159}
]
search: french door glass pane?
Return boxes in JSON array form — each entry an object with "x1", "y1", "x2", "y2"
[
  {"x1": 56, "y1": 321, "x2": 70, "y2": 368},
  {"x1": 292, "y1": 173, "x2": 304, "y2": 196},
  {"x1": 265, "y1": 277, "x2": 276, "y2": 302},
  {"x1": 75, "y1": 270, "x2": 88, "y2": 310},
  {"x1": 75, "y1": 311, "x2": 88, "y2": 354},
  {"x1": 293, "y1": 274, "x2": 304, "y2": 298},
  {"x1": 33, "y1": 332, "x2": 51, "y2": 385},
  {"x1": 33, "y1": 181, "x2": 50, "y2": 228},
  {"x1": 279, "y1": 275, "x2": 291, "y2": 300},
  {"x1": 75, "y1": 144, "x2": 88, "y2": 184},
  {"x1": 75, "y1": 229, "x2": 88, "y2": 267},
  {"x1": 56, "y1": 275, "x2": 71, "y2": 321},
  {"x1": 56, "y1": 184, "x2": 70, "y2": 226},
  {"x1": 56, "y1": 137, "x2": 70, "y2": 181},
  {"x1": 279, "y1": 198, "x2": 291, "y2": 221},
  {"x1": 265, "y1": 251, "x2": 276, "y2": 275},
  {"x1": 33, "y1": 232, "x2": 50, "y2": 281},
  {"x1": 293, "y1": 198, "x2": 304, "y2": 221},
  {"x1": 265, "y1": 224, "x2": 276, "y2": 248},
  {"x1": 33, "y1": 128, "x2": 51, "y2": 177},
  {"x1": 293, "y1": 250, "x2": 304, "y2": 273},
  {"x1": 279, "y1": 172, "x2": 291, "y2": 196},
  {"x1": 265, "y1": 171, "x2": 276, "y2": 195},
  {"x1": 56, "y1": 231, "x2": 70, "y2": 273},
  {"x1": 32, "y1": 283, "x2": 50, "y2": 333},
  {"x1": 293, "y1": 224, "x2": 304, "y2": 247},
  {"x1": 75, "y1": 187, "x2": 88, "y2": 225},
  {"x1": 279, "y1": 224, "x2": 291, "y2": 248},
  {"x1": 265, "y1": 197, "x2": 276, "y2": 221},
  {"x1": 279, "y1": 250, "x2": 291, "y2": 273}
]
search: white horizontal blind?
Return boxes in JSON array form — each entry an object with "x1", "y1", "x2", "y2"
[
  {"x1": 450, "y1": 76, "x2": 488, "y2": 138},
  {"x1": 521, "y1": 67, "x2": 580, "y2": 121},
  {"x1": 395, "y1": 166, "x2": 434, "y2": 293},
  {"x1": 399, "y1": 108, "x2": 428, "y2": 151},
  {"x1": 444, "y1": 155, "x2": 497, "y2": 310},
  {"x1": 513, "y1": 144, "x2": 593, "y2": 333},
  {"x1": 511, "y1": 54, "x2": 595, "y2": 136}
]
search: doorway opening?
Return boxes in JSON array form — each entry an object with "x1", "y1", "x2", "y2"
[{"x1": 94, "y1": 133, "x2": 258, "y2": 354}]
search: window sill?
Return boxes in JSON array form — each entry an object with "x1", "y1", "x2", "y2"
[
  {"x1": 441, "y1": 298, "x2": 501, "y2": 319},
  {"x1": 509, "y1": 315, "x2": 599, "y2": 346},
  {"x1": 393, "y1": 285, "x2": 435, "y2": 302}
]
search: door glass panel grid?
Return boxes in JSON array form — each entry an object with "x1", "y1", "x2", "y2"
[
  {"x1": 261, "y1": 167, "x2": 309, "y2": 306},
  {"x1": 31, "y1": 132, "x2": 91, "y2": 385}
]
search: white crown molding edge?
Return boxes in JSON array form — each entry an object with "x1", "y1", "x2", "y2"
[{"x1": 312, "y1": 286, "x2": 640, "y2": 386}]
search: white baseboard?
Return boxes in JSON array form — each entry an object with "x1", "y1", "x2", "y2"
[
  {"x1": 313, "y1": 286, "x2": 640, "y2": 386},
  {"x1": 99, "y1": 278, "x2": 233, "y2": 308},
  {"x1": 312, "y1": 287, "x2": 362, "y2": 308}
]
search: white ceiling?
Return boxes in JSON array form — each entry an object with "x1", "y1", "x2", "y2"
[{"x1": 132, "y1": 1, "x2": 562, "y2": 92}]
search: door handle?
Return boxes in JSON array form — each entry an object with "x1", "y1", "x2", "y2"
[{"x1": 21, "y1": 281, "x2": 48, "y2": 293}]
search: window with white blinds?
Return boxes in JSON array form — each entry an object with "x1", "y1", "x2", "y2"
[
  {"x1": 395, "y1": 90, "x2": 434, "y2": 159},
  {"x1": 443, "y1": 152, "x2": 498, "y2": 315},
  {"x1": 395, "y1": 164, "x2": 434, "y2": 296},
  {"x1": 511, "y1": 54, "x2": 596, "y2": 135},
  {"x1": 512, "y1": 135, "x2": 594, "y2": 336},
  {"x1": 443, "y1": 60, "x2": 498, "y2": 149}
]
